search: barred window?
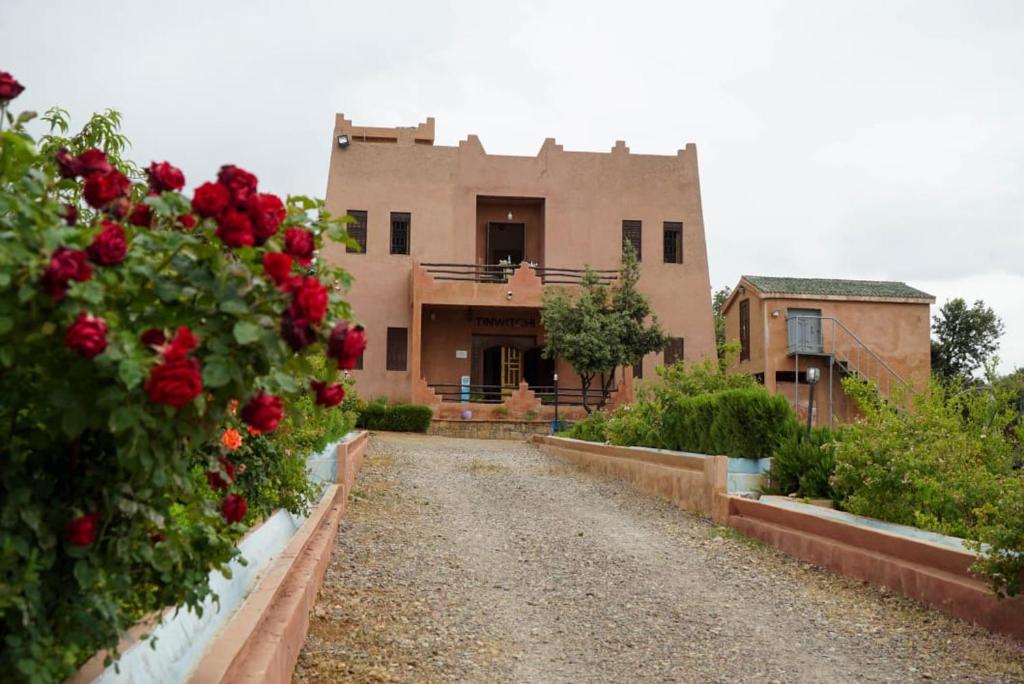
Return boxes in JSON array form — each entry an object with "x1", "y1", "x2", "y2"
[
  {"x1": 390, "y1": 212, "x2": 410, "y2": 255},
  {"x1": 663, "y1": 222, "x2": 683, "y2": 264},
  {"x1": 386, "y1": 327, "x2": 408, "y2": 371},
  {"x1": 665, "y1": 337, "x2": 684, "y2": 366},
  {"x1": 622, "y1": 220, "x2": 642, "y2": 261},
  {"x1": 739, "y1": 299, "x2": 751, "y2": 361},
  {"x1": 347, "y1": 210, "x2": 367, "y2": 253}
]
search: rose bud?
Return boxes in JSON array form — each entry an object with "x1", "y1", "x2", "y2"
[
  {"x1": 221, "y1": 494, "x2": 248, "y2": 524},
  {"x1": 192, "y1": 181, "x2": 230, "y2": 219},
  {"x1": 311, "y1": 380, "x2": 345, "y2": 407},
  {"x1": 0, "y1": 71, "x2": 25, "y2": 102},
  {"x1": 145, "y1": 357, "x2": 203, "y2": 408},
  {"x1": 178, "y1": 213, "x2": 197, "y2": 231},
  {"x1": 147, "y1": 161, "x2": 185, "y2": 193},
  {"x1": 240, "y1": 392, "x2": 284, "y2": 433},
  {"x1": 87, "y1": 220, "x2": 128, "y2": 266},
  {"x1": 283, "y1": 227, "x2": 315, "y2": 266},
  {"x1": 64, "y1": 312, "x2": 108, "y2": 359},
  {"x1": 140, "y1": 327, "x2": 166, "y2": 349},
  {"x1": 64, "y1": 512, "x2": 100, "y2": 546}
]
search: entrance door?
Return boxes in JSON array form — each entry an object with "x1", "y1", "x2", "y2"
[
  {"x1": 486, "y1": 223, "x2": 525, "y2": 264},
  {"x1": 500, "y1": 346, "x2": 522, "y2": 388},
  {"x1": 787, "y1": 308, "x2": 823, "y2": 353}
]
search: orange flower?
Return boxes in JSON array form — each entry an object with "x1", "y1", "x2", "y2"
[
  {"x1": 228, "y1": 399, "x2": 239, "y2": 416},
  {"x1": 220, "y1": 428, "x2": 242, "y2": 451},
  {"x1": 246, "y1": 425, "x2": 262, "y2": 436}
]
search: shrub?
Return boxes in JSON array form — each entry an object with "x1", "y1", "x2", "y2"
[
  {"x1": 606, "y1": 400, "x2": 663, "y2": 448},
  {"x1": 660, "y1": 388, "x2": 797, "y2": 458},
  {"x1": 0, "y1": 85, "x2": 366, "y2": 680},
  {"x1": 357, "y1": 403, "x2": 433, "y2": 432},
  {"x1": 562, "y1": 410, "x2": 609, "y2": 442},
  {"x1": 833, "y1": 376, "x2": 1023, "y2": 596},
  {"x1": 767, "y1": 427, "x2": 837, "y2": 500}
]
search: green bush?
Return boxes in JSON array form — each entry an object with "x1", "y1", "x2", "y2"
[
  {"x1": 660, "y1": 388, "x2": 797, "y2": 458},
  {"x1": 833, "y1": 376, "x2": 1023, "y2": 596},
  {"x1": 357, "y1": 402, "x2": 433, "y2": 432},
  {"x1": 767, "y1": 427, "x2": 837, "y2": 500},
  {"x1": 562, "y1": 411, "x2": 609, "y2": 442},
  {"x1": 606, "y1": 401, "x2": 663, "y2": 447}
]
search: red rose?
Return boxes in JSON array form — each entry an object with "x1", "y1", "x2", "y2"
[
  {"x1": 41, "y1": 247, "x2": 92, "y2": 300},
  {"x1": 327, "y1": 322, "x2": 367, "y2": 370},
  {"x1": 0, "y1": 71, "x2": 25, "y2": 101},
  {"x1": 55, "y1": 148, "x2": 82, "y2": 179},
  {"x1": 61, "y1": 203, "x2": 78, "y2": 226},
  {"x1": 288, "y1": 276, "x2": 328, "y2": 323},
  {"x1": 145, "y1": 357, "x2": 203, "y2": 408},
  {"x1": 215, "y1": 209, "x2": 255, "y2": 248},
  {"x1": 192, "y1": 182, "x2": 230, "y2": 219},
  {"x1": 107, "y1": 197, "x2": 131, "y2": 220},
  {"x1": 163, "y1": 325, "x2": 200, "y2": 361},
  {"x1": 221, "y1": 493, "x2": 248, "y2": 524},
  {"x1": 147, "y1": 161, "x2": 185, "y2": 193},
  {"x1": 241, "y1": 392, "x2": 283, "y2": 433},
  {"x1": 311, "y1": 380, "x2": 345, "y2": 407},
  {"x1": 64, "y1": 312, "x2": 108, "y2": 359},
  {"x1": 262, "y1": 252, "x2": 293, "y2": 288},
  {"x1": 140, "y1": 327, "x2": 166, "y2": 349},
  {"x1": 206, "y1": 456, "x2": 236, "y2": 491},
  {"x1": 246, "y1": 193, "x2": 286, "y2": 244},
  {"x1": 217, "y1": 165, "x2": 258, "y2": 206},
  {"x1": 87, "y1": 220, "x2": 128, "y2": 265},
  {"x1": 280, "y1": 311, "x2": 316, "y2": 351},
  {"x1": 64, "y1": 512, "x2": 100, "y2": 546},
  {"x1": 178, "y1": 214, "x2": 197, "y2": 231},
  {"x1": 83, "y1": 169, "x2": 131, "y2": 209},
  {"x1": 128, "y1": 202, "x2": 152, "y2": 228},
  {"x1": 283, "y1": 227, "x2": 315, "y2": 266},
  {"x1": 76, "y1": 148, "x2": 113, "y2": 177}
]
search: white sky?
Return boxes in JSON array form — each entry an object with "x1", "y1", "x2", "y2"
[{"x1": 3, "y1": 0, "x2": 1022, "y2": 371}]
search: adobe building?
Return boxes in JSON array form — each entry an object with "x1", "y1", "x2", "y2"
[
  {"x1": 721, "y1": 276, "x2": 935, "y2": 426},
  {"x1": 320, "y1": 115, "x2": 716, "y2": 420}
]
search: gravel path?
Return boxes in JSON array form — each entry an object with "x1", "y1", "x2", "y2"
[{"x1": 295, "y1": 433, "x2": 1024, "y2": 683}]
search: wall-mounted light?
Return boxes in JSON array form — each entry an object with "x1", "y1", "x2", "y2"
[
  {"x1": 507, "y1": 210, "x2": 513, "y2": 221},
  {"x1": 772, "y1": 309, "x2": 780, "y2": 318},
  {"x1": 506, "y1": 290, "x2": 513, "y2": 300},
  {"x1": 337, "y1": 134, "x2": 350, "y2": 149}
]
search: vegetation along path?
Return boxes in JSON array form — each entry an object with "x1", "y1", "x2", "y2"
[{"x1": 295, "y1": 433, "x2": 1024, "y2": 683}]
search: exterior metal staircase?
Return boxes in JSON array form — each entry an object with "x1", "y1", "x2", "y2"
[{"x1": 787, "y1": 315, "x2": 913, "y2": 425}]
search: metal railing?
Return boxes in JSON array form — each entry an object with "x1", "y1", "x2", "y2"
[
  {"x1": 421, "y1": 262, "x2": 618, "y2": 286},
  {"x1": 427, "y1": 382, "x2": 614, "y2": 407},
  {"x1": 787, "y1": 315, "x2": 914, "y2": 424}
]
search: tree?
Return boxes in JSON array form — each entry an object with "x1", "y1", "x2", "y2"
[
  {"x1": 541, "y1": 243, "x2": 667, "y2": 412},
  {"x1": 712, "y1": 285, "x2": 731, "y2": 361},
  {"x1": 931, "y1": 298, "x2": 1004, "y2": 381}
]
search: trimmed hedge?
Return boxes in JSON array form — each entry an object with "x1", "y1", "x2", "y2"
[
  {"x1": 660, "y1": 388, "x2": 797, "y2": 458},
  {"x1": 357, "y1": 402, "x2": 433, "y2": 432}
]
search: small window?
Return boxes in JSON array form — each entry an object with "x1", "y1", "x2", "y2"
[
  {"x1": 665, "y1": 337, "x2": 684, "y2": 366},
  {"x1": 633, "y1": 360, "x2": 643, "y2": 380},
  {"x1": 739, "y1": 299, "x2": 750, "y2": 361},
  {"x1": 386, "y1": 327, "x2": 408, "y2": 371},
  {"x1": 663, "y1": 222, "x2": 683, "y2": 264},
  {"x1": 353, "y1": 351, "x2": 363, "y2": 370},
  {"x1": 390, "y1": 212, "x2": 410, "y2": 255},
  {"x1": 347, "y1": 210, "x2": 367, "y2": 254},
  {"x1": 622, "y1": 220, "x2": 642, "y2": 261}
]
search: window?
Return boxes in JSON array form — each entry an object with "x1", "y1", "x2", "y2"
[
  {"x1": 390, "y1": 212, "x2": 410, "y2": 255},
  {"x1": 353, "y1": 351, "x2": 363, "y2": 370},
  {"x1": 665, "y1": 337, "x2": 684, "y2": 366},
  {"x1": 386, "y1": 327, "x2": 408, "y2": 371},
  {"x1": 633, "y1": 360, "x2": 643, "y2": 380},
  {"x1": 739, "y1": 299, "x2": 750, "y2": 361},
  {"x1": 347, "y1": 210, "x2": 367, "y2": 253},
  {"x1": 622, "y1": 220, "x2": 642, "y2": 261},
  {"x1": 663, "y1": 222, "x2": 683, "y2": 264}
]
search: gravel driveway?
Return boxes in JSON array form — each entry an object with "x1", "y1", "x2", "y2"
[{"x1": 294, "y1": 433, "x2": 1024, "y2": 683}]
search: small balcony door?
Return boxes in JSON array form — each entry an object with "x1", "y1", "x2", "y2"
[
  {"x1": 787, "y1": 308, "x2": 823, "y2": 353},
  {"x1": 486, "y1": 222, "x2": 525, "y2": 264}
]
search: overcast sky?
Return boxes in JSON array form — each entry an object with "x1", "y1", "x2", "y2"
[{"x1": 4, "y1": 0, "x2": 1022, "y2": 371}]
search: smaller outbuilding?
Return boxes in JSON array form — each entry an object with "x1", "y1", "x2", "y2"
[{"x1": 721, "y1": 275, "x2": 935, "y2": 426}]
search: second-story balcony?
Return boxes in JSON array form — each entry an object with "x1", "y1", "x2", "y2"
[{"x1": 412, "y1": 261, "x2": 618, "y2": 309}]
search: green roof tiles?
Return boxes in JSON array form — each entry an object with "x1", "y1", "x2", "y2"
[{"x1": 743, "y1": 275, "x2": 933, "y2": 301}]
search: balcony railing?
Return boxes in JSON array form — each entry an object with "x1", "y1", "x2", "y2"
[
  {"x1": 427, "y1": 382, "x2": 615, "y2": 407},
  {"x1": 421, "y1": 262, "x2": 618, "y2": 285}
]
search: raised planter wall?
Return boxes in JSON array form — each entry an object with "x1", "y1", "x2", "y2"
[{"x1": 71, "y1": 430, "x2": 369, "y2": 684}]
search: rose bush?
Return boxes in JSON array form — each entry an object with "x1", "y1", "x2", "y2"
[{"x1": 0, "y1": 78, "x2": 366, "y2": 681}]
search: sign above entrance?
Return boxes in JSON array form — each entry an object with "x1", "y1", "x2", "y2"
[{"x1": 474, "y1": 316, "x2": 539, "y2": 329}]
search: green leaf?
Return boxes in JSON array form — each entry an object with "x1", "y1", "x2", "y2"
[
  {"x1": 219, "y1": 299, "x2": 248, "y2": 315},
  {"x1": 155, "y1": 279, "x2": 182, "y2": 303},
  {"x1": 110, "y1": 406, "x2": 139, "y2": 433},
  {"x1": 233, "y1": 320, "x2": 262, "y2": 345},
  {"x1": 203, "y1": 358, "x2": 232, "y2": 388},
  {"x1": 118, "y1": 358, "x2": 144, "y2": 389},
  {"x1": 0, "y1": 316, "x2": 12, "y2": 336}
]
